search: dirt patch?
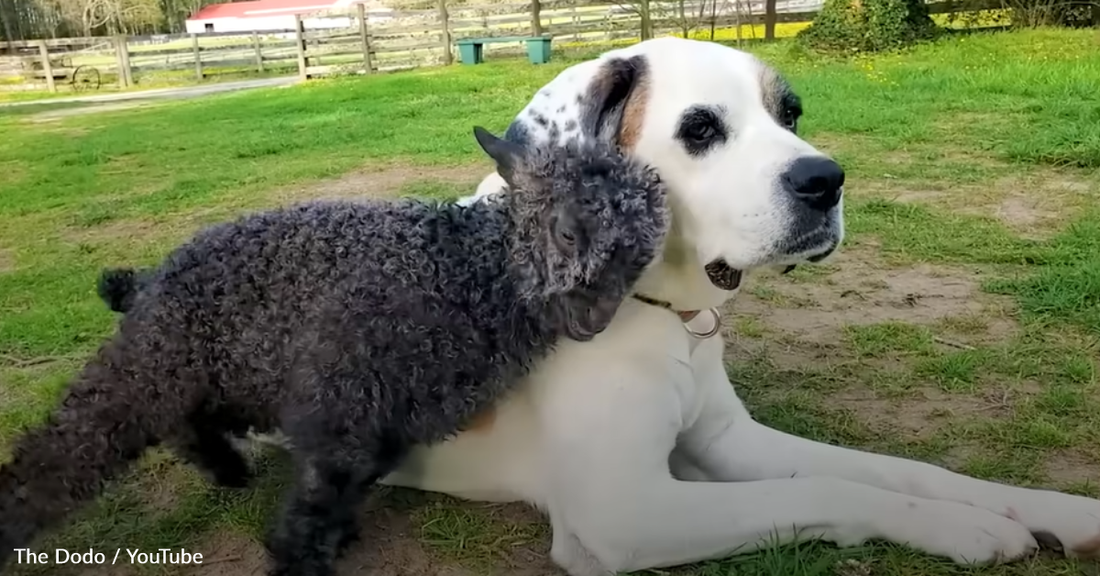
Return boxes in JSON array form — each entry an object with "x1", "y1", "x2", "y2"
[
  {"x1": 267, "y1": 162, "x2": 492, "y2": 206},
  {"x1": 63, "y1": 217, "x2": 166, "y2": 245},
  {"x1": 61, "y1": 163, "x2": 495, "y2": 248},
  {"x1": 995, "y1": 195, "x2": 1052, "y2": 229},
  {"x1": 887, "y1": 188, "x2": 946, "y2": 204},
  {"x1": 0, "y1": 248, "x2": 14, "y2": 273},
  {"x1": 181, "y1": 531, "x2": 268, "y2": 576},
  {"x1": 182, "y1": 497, "x2": 557, "y2": 576},
  {"x1": 337, "y1": 505, "x2": 480, "y2": 576},
  {"x1": 882, "y1": 170, "x2": 1094, "y2": 238},
  {"x1": 64, "y1": 493, "x2": 557, "y2": 576},
  {"x1": 831, "y1": 386, "x2": 1019, "y2": 440},
  {"x1": 726, "y1": 250, "x2": 1015, "y2": 358},
  {"x1": 1042, "y1": 452, "x2": 1100, "y2": 487}
]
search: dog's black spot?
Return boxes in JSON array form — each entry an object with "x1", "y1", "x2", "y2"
[
  {"x1": 557, "y1": 105, "x2": 566, "y2": 114},
  {"x1": 675, "y1": 105, "x2": 728, "y2": 157},
  {"x1": 564, "y1": 119, "x2": 577, "y2": 132},
  {"x1": 548, "y1": 121, "x2": 562, "y2": 143},
  {"x1": 529, "y1": 109, "x2": 550, "y2": 128}
]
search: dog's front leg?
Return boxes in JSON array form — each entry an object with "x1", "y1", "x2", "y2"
[
  {"x1": 681, "y1": 336, "x2": 1100, "y2": 560},
  {"x1": 535, "y1": 339, "x2": 1037, "y2": 576}
]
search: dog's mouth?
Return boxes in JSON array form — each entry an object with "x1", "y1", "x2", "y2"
[{"x1": 704, "y1": 259, "x2": 743, "y2": 291}]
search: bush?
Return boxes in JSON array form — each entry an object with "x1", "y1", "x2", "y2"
[
  {"x1": 797, "y1": 0, "x2": 942, "y2": 52},
  {"x1": 1002, "y1": 0, "x2": 1098, "y2": 27}
]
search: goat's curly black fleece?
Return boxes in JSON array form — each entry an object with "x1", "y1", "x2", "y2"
[{"x1": 0, "y1": 133, "x2": 668, "y2": 576}]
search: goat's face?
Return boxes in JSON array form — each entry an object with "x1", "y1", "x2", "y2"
[{"x1": 473, "y1": 127, "x2": 669, "y2": 341}]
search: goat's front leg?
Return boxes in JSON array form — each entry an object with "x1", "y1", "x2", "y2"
[
  {"x1": 267, "y1": 450, "x2": 372, "y2": 576},
  {"x1": 268, "y1": 362, "x2": 411, "y2": 576}
]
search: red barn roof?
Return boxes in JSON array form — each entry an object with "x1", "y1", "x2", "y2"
[{"x1": 189, "y1": 0, "x2": 350, "y2": 20}]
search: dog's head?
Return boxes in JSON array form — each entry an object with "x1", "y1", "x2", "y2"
[{"x1": 466, "y1": 37, "x2": 844, "y2": 310}]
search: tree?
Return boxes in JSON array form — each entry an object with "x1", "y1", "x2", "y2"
[
  {"x1": 530, "y1": 0, "x2": 542, "y2": 35},
  {"x1": 612, "y1": 0, "x2": 655, "y2": 39},
  {"x1": 667, "y1": 0, "x2": 716, "y2": 39},
  {"x1": 0, "y1": 0, "x2": 16, "y2": 41},
  {"x1": 763, "y1": 0, "x2": 776, "y2": 39}
]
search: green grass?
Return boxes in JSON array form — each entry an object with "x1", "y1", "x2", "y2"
[{"x1": 1, "y1": 26, "x2": 1099, "y2": 576}]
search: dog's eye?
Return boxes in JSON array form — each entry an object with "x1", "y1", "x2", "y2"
[
  {"x1": 781, "y1": 106, "x2": 801, "y2": 131},
  {"x1": 558, "y1": 229, "x2": 576, "y2": 246},
  {"x1": 682, "y1": 123, "x2": 716, "y2": 143},
  {"x1": 676, "y1": 105, "x2": 727, "y2": 157}
]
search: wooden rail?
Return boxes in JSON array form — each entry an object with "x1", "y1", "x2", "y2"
[{"x1": 0, "y1": 0, "x2": 1007, "y2": 91}]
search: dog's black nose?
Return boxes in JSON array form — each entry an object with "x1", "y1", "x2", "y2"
[{"x1": 782, "y1": 156, "x2": 845, "y2": 212}]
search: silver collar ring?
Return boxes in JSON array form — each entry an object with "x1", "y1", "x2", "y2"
[{"x1": 683, "y1": 308, "x2": 722, "y2": 339}]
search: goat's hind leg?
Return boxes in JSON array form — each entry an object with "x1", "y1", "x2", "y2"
[{"x1": 170, "y1": 406, "x2": 253, "y2": 488}]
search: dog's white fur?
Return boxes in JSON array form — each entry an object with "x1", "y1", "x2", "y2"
[{"x1": 276, "y1": 37, "x2": 1100, "y2": 575}]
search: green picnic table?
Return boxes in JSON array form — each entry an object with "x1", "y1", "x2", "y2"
[{"x1": 455, "y1": 35, "x2": 553, "y2": 65}]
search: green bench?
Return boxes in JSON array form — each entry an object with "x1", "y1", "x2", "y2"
[{"x1": 455, "y1": 35, "x2": 553, "y2": 65}]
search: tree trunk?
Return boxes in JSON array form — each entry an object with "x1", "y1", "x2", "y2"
[
  {"x1": 677, "y1": 0, "x2": 686, "y2": 37},
  {"x1": 708, "y1": 0, "x2": 717, "y2": 39},
  {"x1": 0, "y1": 0, "x2": 16, "y2": 42},
  {"x1": 437, "y1": 0, "x2": 452, "y2": 65},
  {"x1": 764, "y1": 0, "x2": 777, "y2": 39},
  {"x1": 639, "y1": 0, "x2": 652, "y2": 39}
]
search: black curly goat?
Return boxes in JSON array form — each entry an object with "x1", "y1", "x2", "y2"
[{"x1": 0, "y1": 127, "x2": 669, "y2": 576}]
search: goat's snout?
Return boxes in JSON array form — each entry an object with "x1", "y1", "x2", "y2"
[{"x1": 781, "y1": 156, "x2": 845, "y2": 212}]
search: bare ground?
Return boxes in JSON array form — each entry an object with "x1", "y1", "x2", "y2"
[
  {"x1": 0, "y1": 247, "x2": 14, "y2": 273},
  {"x1": 265, "y1": 161, "x2": 491, "y2": 205},
  {"x1": 61, "y1": 161, "x2": 493, "y2": 250}
]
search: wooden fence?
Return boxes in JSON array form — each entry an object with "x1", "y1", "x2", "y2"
[{"x1": 0, "y1": 0, "x2": 1004, "y2": 92}]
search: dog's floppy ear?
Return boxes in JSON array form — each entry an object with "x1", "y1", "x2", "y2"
[
  {"x1": 580, "y1": 55, "x2": 649, "y2": 148},
  {"x1": 474, "y1": 126, "x2": 525, "y2": 186}
]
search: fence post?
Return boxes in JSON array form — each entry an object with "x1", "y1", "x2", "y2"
[
  {"x1": 191, "y1": 33, "x2": 203, "y2": 80},
  {"x1": 252, "y1": 31, "x2": 264, "y2": 72},
  {"x1": 37, "y1": 40, "x2": 56, "y2": 93},
  {"x1": 437, "y1": 0, "x2": 453, "y2": 66},
  {"x1": 572, "y1": 0, "x2": 579, "y2": 42},
  {"x1": 531, "y1": 0, "x2": 543, "y2": 35},
  {"x1": 356, "y1": 3, "x2": 373, "y2": 74},
  {"x1": 295, "y1": 14, "x2": 309, "y2": 80},
  {"x1": 114, "y1": 35, "x2": 133, "y2": 87},
  {"x1": 112, "y1": 36, "x2": 127, "y2": 88}
]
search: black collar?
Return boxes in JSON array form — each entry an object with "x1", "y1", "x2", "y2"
[{"x1": 631, "y1": 294, "x2": 702, "y2": 322}]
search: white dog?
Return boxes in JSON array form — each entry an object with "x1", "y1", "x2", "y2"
[{"x1": 373, "y1": 37, "x2": 1100, "y2": 575}]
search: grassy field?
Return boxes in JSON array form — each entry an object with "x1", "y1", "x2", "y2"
[{"x1": 1, "y1": 26, "x2": 1099, "y2": 576}]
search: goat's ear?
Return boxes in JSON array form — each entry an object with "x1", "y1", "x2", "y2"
[
  {"x1": 474, "y1": 126, "x2": 524, "y2": 184},
  {"x1": 579, "y1": 55, "x2": 649, "y2": 147}
]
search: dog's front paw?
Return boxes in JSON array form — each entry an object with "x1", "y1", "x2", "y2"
[
  {"x1": 994, "y1": 489, "x2": 1100, "y2": 559},
  {"x1": 892, "y1": 499, "x2": 1038, "y2": 564}
]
